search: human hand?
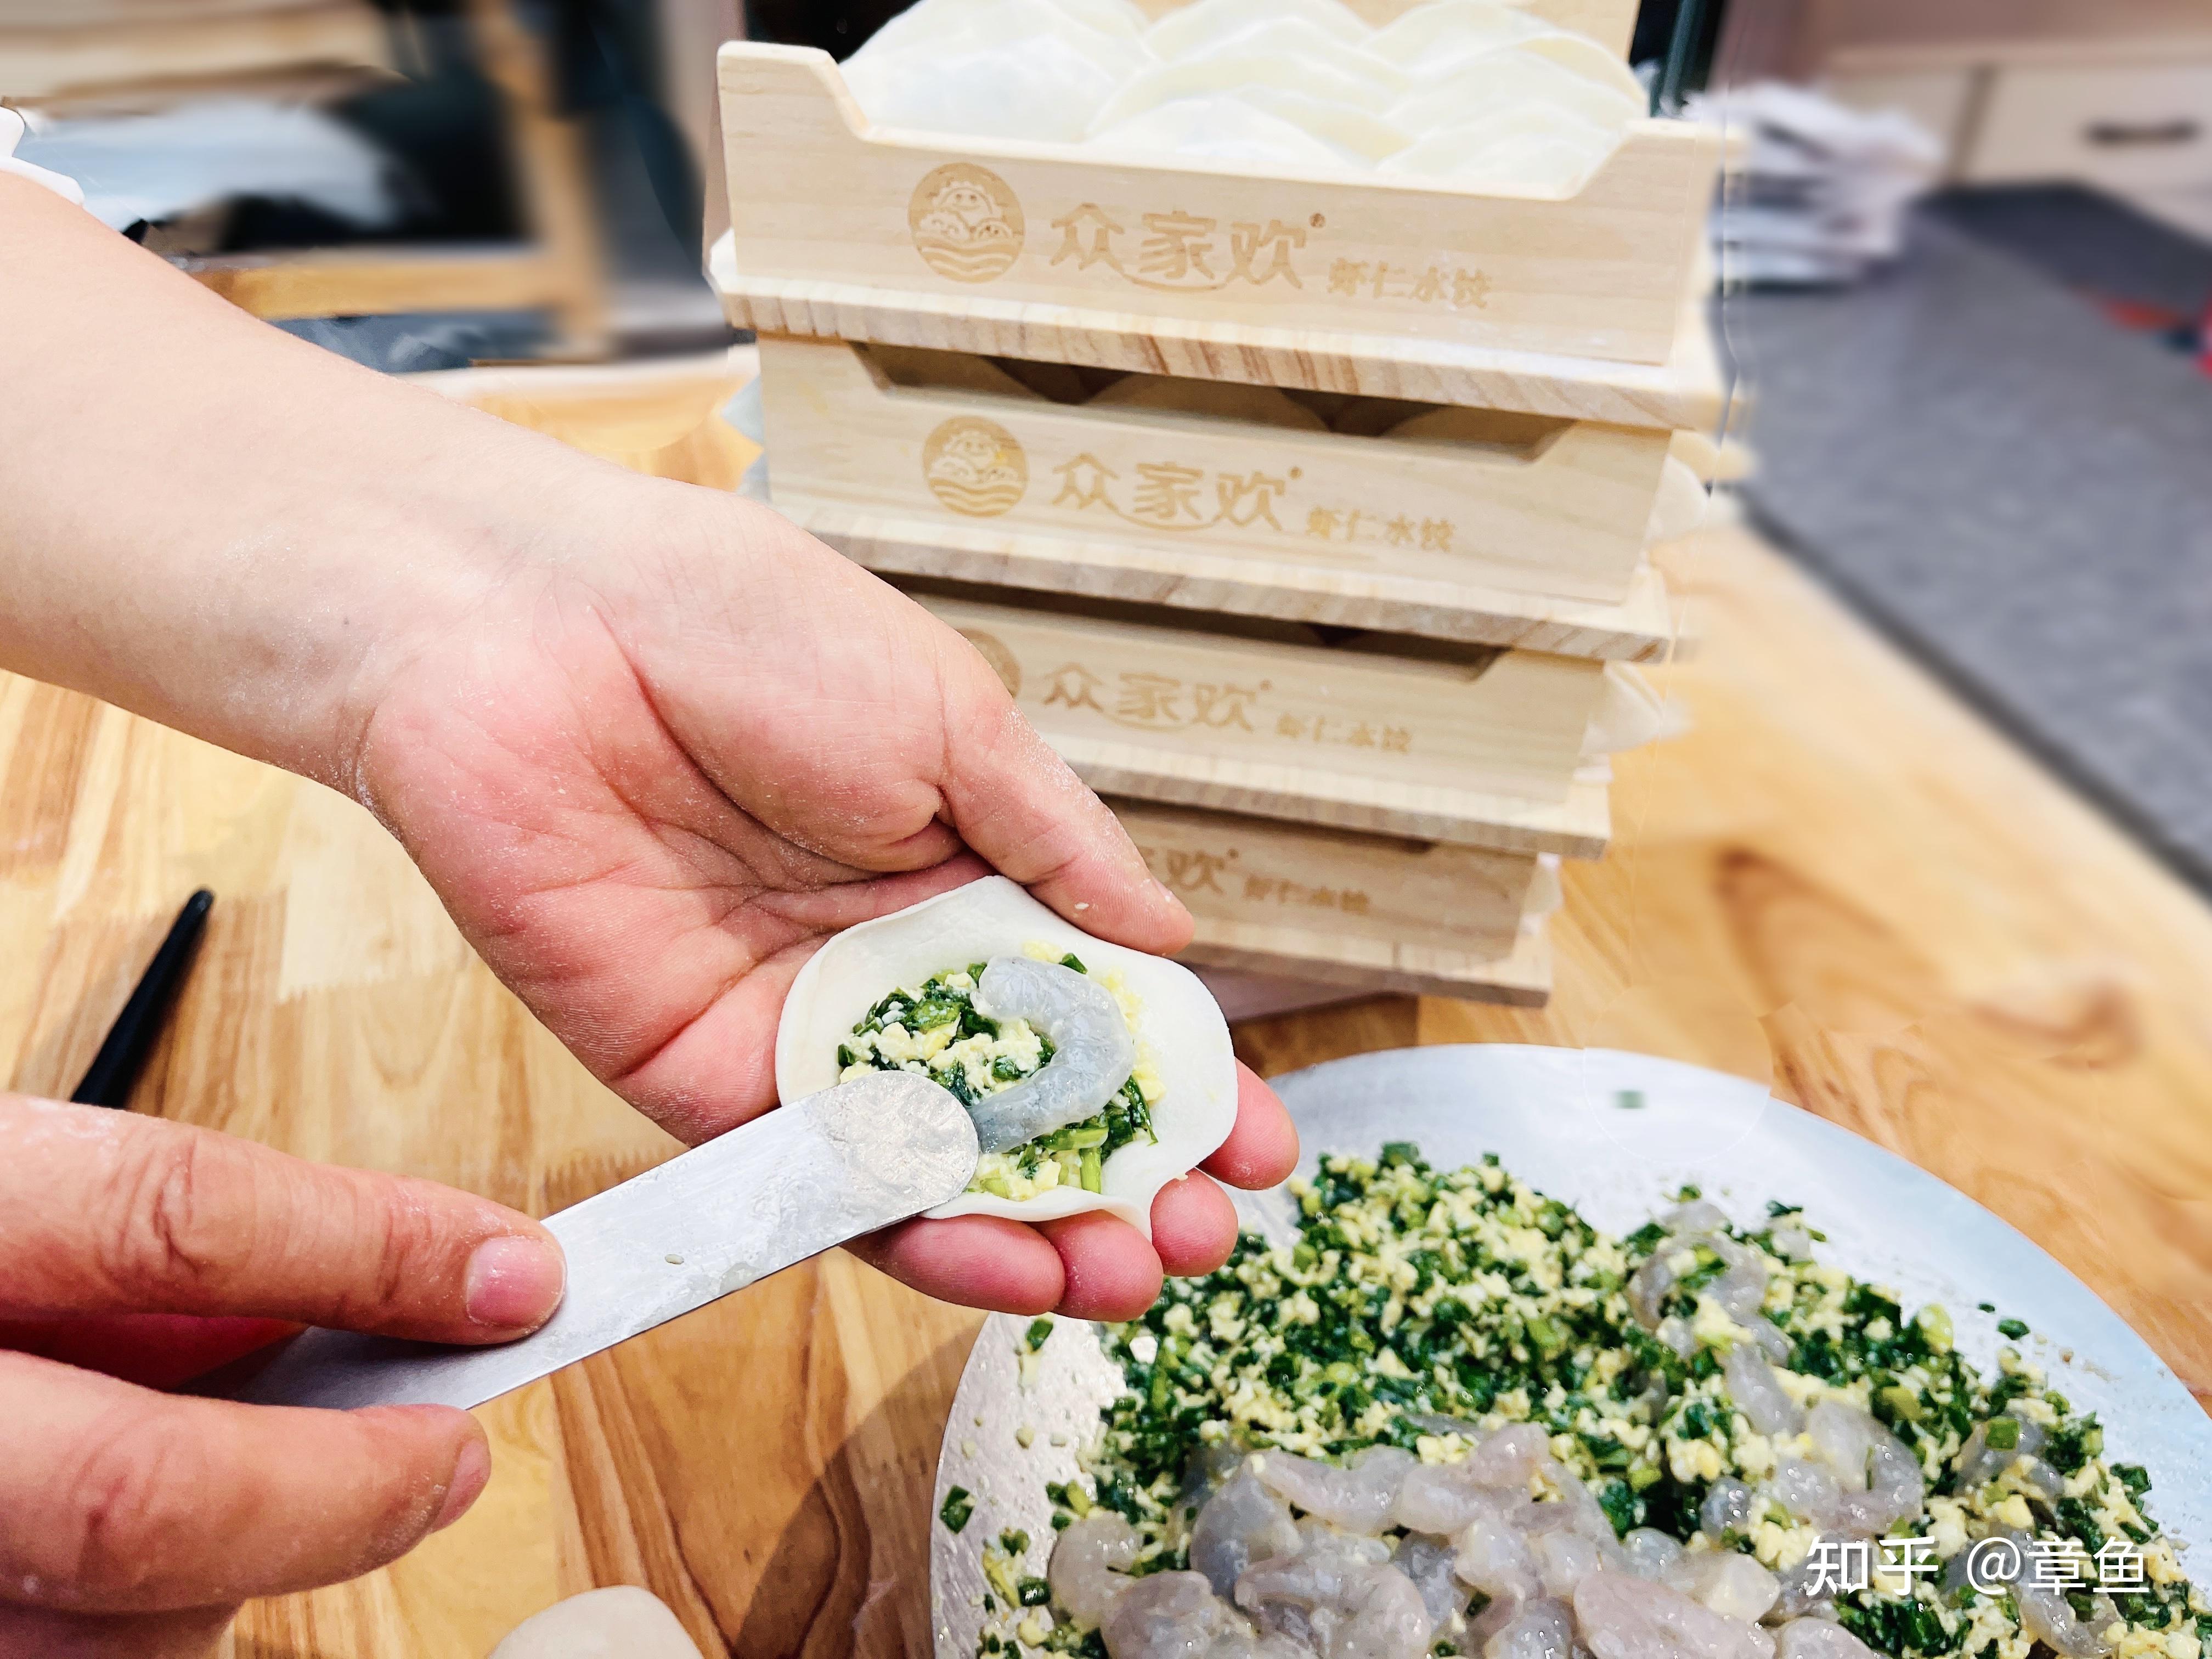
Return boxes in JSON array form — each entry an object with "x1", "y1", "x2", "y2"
[
  {"x1": 0, "y1": 1094, "x2": 566, "y2": 1656},
  {"x1": 345, "y1": 476, "x2": 1296, "y2": 1321}
]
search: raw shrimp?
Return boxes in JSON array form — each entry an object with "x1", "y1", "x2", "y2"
[
  {"x1": 1105, "y1": 1571, "x2": 1248, "y2": 1659},
  {"x1": 1723, "y1": 1345, "x2": 1804, "y2": 1437},
  {"x1": 968, "y1": 956, "x2": 1137, "y2": 1151},
  {"x1": 1663, "y1": 1553, "x2": 1780, "y2": 1623},
  {"x1": 1391, "y1": 1535, "x2": 1465, "y2": 1632},
  {"x1": 1192, "y1": 1471, "x2": 1304, "y2": 1598},
  {"x1": 1530, "y1": 1530, "x2": 1607, "y2": 1598},
  {"x1": 1259, "y1": 1447, "x2": 1417, "y2": 1537},
  {"x1": 1397, "y1": 1424, "x2": 1564, "y2": 1534},
  {"x1": 1804, "y1": 1403, "x2": 1922, "y2": 1536},
  {"x1": 1485, "y1": 1596, "x2": 1574, "y2": 1659},
  {"x1": 1453, "y1": 1511, "x2": 1541, "y2": 1603},
  {"x1": 1621, "y1": 1529, "x2": 1686, "y2": 1582},
  {"x1": 1774, "y1": 1621, "x2": 1879, "y2": 1659},
  {"x1": 1053, "y1": 1513, "x2": 1143, "y2": 1628},
  {"x1": 1698, "y1": 1479, "x2": 1756, "y2": 1540},
  {"x1": 1973, "y1": 1533, "x2": 2118, "y2": 1659},
  {"x1": 1766, "y1": 1459, "x2": 1843, "y2": 1529},
  {"x1": 1572, "y1": 1571, "x2": 1777, "y2": 1659},
  {"x1": 1236, "y1": 1528, "x2": 1432, "y2": 1659},
  {"x1": 1955, "y1": 1413, "x2": 2044, "y2": 1483}
]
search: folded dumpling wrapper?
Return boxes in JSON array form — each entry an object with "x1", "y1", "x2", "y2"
[
  {"x1": 1391, "y1": 49, "x2": 1641, "y2": 136},
  {"x1": 1644, "y1": 456, "x2": 1709, "y2": 545},
  {"x1": 1144, "y1": 0, "x2": 1369, "y2": 61},
  {"x1": 774, "y1": 877, "x2": 1237, "y2": 1236},
  {"x1": 1364, "y1": 0, "x2": 1557, "y2": 68},
  {"x1": 1087, "y1": 94, "x2": 1359, "y2": 170},
  {"x1": 490, "y1": 1588, "x2": 703, "y2": 1659}
]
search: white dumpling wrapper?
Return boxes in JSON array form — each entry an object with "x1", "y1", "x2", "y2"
[
  {"x1": 1644, "y1": 456, "x2": 1708, "y2": 544},
  {"x1": 1581, "y1": 662, "x2": 1680, "y2": 757},
  {"x1": 859, "y1": 0, "x2": 1148, "y2": 60},
  {"x1": 1379, "y1": 104, "x2": 1621, "y2": 195},
  {"x1": 1087, "y1": 95, "x2": 1361, "y2": 170},
  {"x1": 1391, "y1": 49, "x2": 1641, "y2": 136},
  {"x1": 843, "y1": 31, "x2": 1134, "y2": 141},
  {"x1": 490, "y1": 1588, "x2": 703, "y2": 1659},
  {"x1": 1144, "y1": 0, "x2": 1369, "y2": 62},
  {"x1": 1516, "y1": 31, "x2": 1647, "y2": 102},
  {"x1": 1365, "y1": 0, "x2": 1558, "y2": 69},
  {"x1": 1522, "y1": 853, "x2": 1562, "y2": 933},
  {"x1": 1228, "y1": 84, "x2": 1412, "y2": 162},
  {"x1": 774, "y1": 876, "x2": 1237, "y2": 1236},
  {"x1": 1091, "y1": 42, "x2": 1406, "y2": 131}
]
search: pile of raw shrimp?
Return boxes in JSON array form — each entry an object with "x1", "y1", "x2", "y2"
[{"x1": 994, "y1": 1150, "x2": 2204, "y2": 1659}]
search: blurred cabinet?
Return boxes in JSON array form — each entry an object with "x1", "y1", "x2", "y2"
[{"x1": 1965, "y1": 63, "x2": 2212, "y2": 190}]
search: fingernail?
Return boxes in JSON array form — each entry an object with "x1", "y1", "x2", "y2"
[
  {"x1": 464, "y1": 1235, "x2": 566, "y2": 1330},
  {"x1": 435, "y1": 1436, "x2": 491, "y2": 1531}
]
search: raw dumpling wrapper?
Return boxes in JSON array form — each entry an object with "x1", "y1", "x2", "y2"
[
  {"x1": 774, "y1": 877, "x2": 1237, "y2": 1235},
  {"x1": 1364, "y1": 0, "x2": 1558, "y2": 69},
  {"x1": 1391, "y1": 48, "x2": 1642, "y2": 136},
  {"x1": 490, "y1": 1588, "x2": 703, "y2": 1659},
  {"x1": 1088, "y1": 95, "x2": 1358, "y2": 171},
  {"x1": 1380, "y1": 103, "x2": 1622, "y2": 195},
  {"x1": 1143, "y1": 0, "x2": 1369, "y2": 61}
]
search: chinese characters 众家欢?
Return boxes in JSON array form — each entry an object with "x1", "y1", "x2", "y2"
[
  {"x1": 1133, "y1": 840, "x2": 1375, "y2": 918},
  {"x1": 1046, "y1": 203, "x2": 1494, "y2": 311},
  {"x1": 1796, "y1": 1536, "x2": 2151, "y2": 1597},
  {"x1": 1048, "y1": 453, "x2": 1457, "y2": 555},
  {"x1": 1037, "y1": 661, "x2": 1413, "y2": 757}
]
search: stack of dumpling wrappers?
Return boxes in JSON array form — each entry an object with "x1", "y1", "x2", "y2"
[
  {"x1": 719, "y1": 0, "x2": 1733, "y2": 1015},
  {"x1": 839, "y1": 0, "x2": 1647, "y2": 195}
]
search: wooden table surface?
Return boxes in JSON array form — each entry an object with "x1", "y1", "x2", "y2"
[{"x1": 2, "y1": 357, "x2": 2206, "y2": 1659}]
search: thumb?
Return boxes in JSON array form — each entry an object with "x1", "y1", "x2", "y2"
[{"x1": 932, "y1": 638, "x2": 1192, "y2": 955}]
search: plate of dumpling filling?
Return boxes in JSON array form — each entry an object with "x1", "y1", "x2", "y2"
[{"x1": 930, "y1": 1045, "x2": 2209, "y2": 1659}]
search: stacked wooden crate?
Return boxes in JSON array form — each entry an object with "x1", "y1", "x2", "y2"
[{"x1": 710, "y1": 0, "x2": 1727, "y2": 1009}]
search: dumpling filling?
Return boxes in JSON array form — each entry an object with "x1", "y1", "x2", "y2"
[{"x1": 839, "y1": 951, "x2": 1160, "y2": 1199}]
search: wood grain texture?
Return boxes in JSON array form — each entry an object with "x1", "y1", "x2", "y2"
[
  {"x1": 716, "y1": 48, "x2": 1715, "y2": 368},
  {"x1": 754, "y1": 334, "x2": 1677, "y2": 621},
  {"x1": 0, "y1": 368, "x2": 2203, "y2": 1659},
  {"x1": 1110, "y1": 797, "x2": 1554, "y2": 1001},
  {"x1": 712, "y1": 236, "x2": 1730, "y2": 433},
  {"x1": 911, "y1": 588, "x2": 1614, "y2": 853}
]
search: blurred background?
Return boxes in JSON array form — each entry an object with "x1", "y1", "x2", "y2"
[{"x1": 2, "y1": 0, "x2": 2209, "y2": 898}]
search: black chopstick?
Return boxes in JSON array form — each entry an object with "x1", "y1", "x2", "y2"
[{"x1": 71, "y1": 889, "x2": 215, "y2": 1109}]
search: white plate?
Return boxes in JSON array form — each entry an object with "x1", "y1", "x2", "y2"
[{"x1": 929, "y1": 1045, "x2": 2210, "y2": 1657}]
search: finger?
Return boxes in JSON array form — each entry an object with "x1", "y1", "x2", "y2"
[
  {"x1": 0, "y1": 1602, "x2": 238, "y2": 1658},
  {"x1": 933, "y1": 647, "x2": 1192, "y2": 956},
  {"x1": 0, "y1": 1352, "x2": 487, "y2": 1613},
  {"x1": 1149, "y1": 1171, "x2": 1239, "y2": 1279},
  {"x1": 1037, "y1": 1211, "x2": 1164, "y2": 1322},
  {"x1": 0, "y1": 1095, "x2": 564, "y2": 1341},
  {"x1": 1198, "y1": 1065, "x2": 1300, "y2": 1190},
  {"x1": 0, "y1": 1314, "x2": 295, "y2": 1390},
  {"x1": 844, "y1": 1215, "x2": 1066, "y2": 1316}
]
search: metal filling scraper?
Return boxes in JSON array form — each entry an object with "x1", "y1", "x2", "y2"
[{"x1": 221, "y1": 1071, "x2": 979, "y2": 1411}]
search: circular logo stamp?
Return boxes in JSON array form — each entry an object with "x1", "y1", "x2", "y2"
[
  {"x1": 908, "y1": 163, "x2": 1024, "y2": 284},
  {"x1": 922, "y1": 416, "x2": 1028, "y2": 518},
  {"x1": 960, "y1": 629, "x2": 1021, "y2": 699}
]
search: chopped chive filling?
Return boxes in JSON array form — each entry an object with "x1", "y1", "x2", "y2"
[
  {"x1": 979, "y1": 1147, "x2": 2208, "y2": 1659},
  {"x1": 842, "y1": 958, "x2": 1154, "y2": 1198},
  {"x1": 939, "y1": 1485, "x2": 974, "y2": 1533}
]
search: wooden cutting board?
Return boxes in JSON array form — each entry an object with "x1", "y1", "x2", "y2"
[{"x1": 0, "y1": 359, "x2": 2205, "y2": 1658}]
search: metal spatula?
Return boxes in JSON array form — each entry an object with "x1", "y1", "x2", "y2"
[{"x1": 219, "y1": 1072, "x2": 979, "y2": 1411}]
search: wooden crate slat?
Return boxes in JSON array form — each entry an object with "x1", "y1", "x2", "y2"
[
  {"x1": 1112, "y1": 797, "x2": 1552, "y2": 1000},
  {"x1": 715, "y1": 239, "x2": 1727, "y2": 431},
  {"x1": 917, "y1": 590, "x2": 1612, "y2": 855},
  {"x1": 756, "y1": 335, "x2": 1680, "y2": 624},
  {"x1": 715, "y1": 47, "x2": 1720, "y2": 376}
]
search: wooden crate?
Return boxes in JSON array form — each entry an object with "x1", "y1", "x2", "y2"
[
  {"x1": 1112, "y1": 798, "x2": 1553, "y2": 1003},
  {"x1": 713, "y1": 44, "x2": 1723, "y2": 378},
  {"x1": 917, "y1": 588, "x2": 1611, "y2": 855},
  {"x1": 755, "y1": 335, "x2": 1680, "y2": 652}
]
